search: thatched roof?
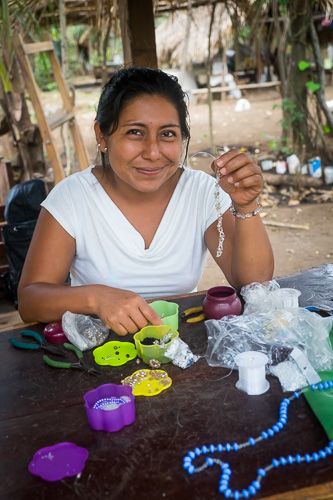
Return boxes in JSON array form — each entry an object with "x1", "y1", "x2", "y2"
[
  {"x1": 7, "y1": 1, "x2": 232, "y2": 30},
  {"x1": 156, "y1": 3, "x2": 232, "y2": 67}
]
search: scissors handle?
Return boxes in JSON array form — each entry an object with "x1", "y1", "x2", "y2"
[
  {"x1": 9, "y1": 338, "x2": 39, "y2": 350},
  {"x1": 43, "y1": 355, "x2": 71, "y2": 369},
  {"x1": 64, "y1": 342, "x2": 83, "y2": 359},
  {"x1": 21, "y1": 330, "x2": 44, "y2": 343}
]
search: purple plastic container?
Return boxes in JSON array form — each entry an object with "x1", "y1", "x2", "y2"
[
  {"x1": 84, "y1": 383, "x2": 135, "y2": 432},
  {"x1": 203, "y1": 286, "x2": 242, "y2": 320}
]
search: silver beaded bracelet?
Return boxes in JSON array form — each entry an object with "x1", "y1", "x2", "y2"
[{"x1": 229, "y1": 200, "x2": 262, "y2": 219}]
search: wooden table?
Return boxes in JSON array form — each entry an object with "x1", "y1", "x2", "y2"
[{"x1": 1, "y1": 265, "x2": 333, "y2": 500}]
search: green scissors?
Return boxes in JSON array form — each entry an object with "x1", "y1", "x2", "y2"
[
  {"x1": 43, "y1": 342, "x2": 100, "y2": 376},
  {"x1": 9, "y1": 330, "x2": 65, "y2": 356}
]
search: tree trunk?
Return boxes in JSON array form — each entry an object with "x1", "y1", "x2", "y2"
[
  {"x1": 59, "y1": 0, "x2": 74, "y2": 176},
  {"x1": 288, "y1": 0, "x2": 310, "y2": 155},
  {"x1": 273, "y1": 0, "x2": 288, "y2": 98},
  {"x1": 308, "y1": 11, "x2": 333, "y2": 132},
  {"x1": 207, "y1": 2, "x2": 216, "y2": 154},
  {"x1": 102, "y1": 18, "x2": 111, "y2": 88},
  {"x1": 180, "y1": 0, "x2": 192, "y2": 87}
]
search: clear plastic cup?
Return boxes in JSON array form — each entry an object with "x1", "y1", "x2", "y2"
[{"x1": 272, "y1": 288, "x2": 301, "y2": 308}]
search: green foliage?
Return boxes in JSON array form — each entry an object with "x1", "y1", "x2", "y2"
[
  {"x1": 238, "y1": 25, "x2": 251, "y2": 44},
  {"x1": 323, "y1": 124, "x2": 331, "y2": 134},
  {"x1": 265, "y1": 97, "x2": 307, "y2": 155},
  {"x1": 306, "y1": 81, "x2": 321, "y2": 92},
  {"x1": 298, "y1": 60, "x2": 311, "y2": 71},
  {"x1": 262, "y1": 133, "x2": 293, "y2": 155},
  {"x1": 277, "y1": 98, "x2": 305, "y2": 132},
  {"x1": 0, "y1": 59, "x2": 11, "y2": 92},
  {"x1": 278, "y1": 0, "x2": 288, "y2": 15}
]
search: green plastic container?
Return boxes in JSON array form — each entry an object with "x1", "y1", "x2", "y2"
[
  {"x1": 149, "y1": 300, "x2": 179, "y2": 330},
  {"x1": 134, "y1": 325, "x2": 179, "y2": 364}
]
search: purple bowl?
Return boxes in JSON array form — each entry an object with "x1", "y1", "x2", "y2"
[{"x1": 84, "y1": 383, "x2": 135, "y2": 432}]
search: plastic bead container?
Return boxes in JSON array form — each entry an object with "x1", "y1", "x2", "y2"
[
  {"x1": 84, "y1": 383, "x2": 135, "y2": 432},
  {"x1": 134, "y1": 325, "x2": 179, "y2": 364},
  {"x1": 149, "y1": 300, "x2": 179, "y2": 330},
  {"x1": 93, "y1": 341, "x2": 137, "y2": 366},
  {"x1": 43, "y1": 321, "x2": 67, "y2": 343}
]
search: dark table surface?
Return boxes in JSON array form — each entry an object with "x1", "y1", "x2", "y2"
[{"x1": 1, "y1": 264, "x2": 333, "y2": 500}]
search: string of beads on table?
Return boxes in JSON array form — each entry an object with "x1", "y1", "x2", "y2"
[{"x1": 183, "y1": 380, "x2": 333, "y2": 499}]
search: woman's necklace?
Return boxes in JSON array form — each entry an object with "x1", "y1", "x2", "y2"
[
  {"x1": 189, "y1": 151, "x2": 225, "y2": 257},
  {"x1": 183, "y1": 380, "x2": 333, "y2": 498}
]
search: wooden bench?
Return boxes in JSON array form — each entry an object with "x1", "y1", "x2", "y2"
[{"x1": 192, "y1": 80, "x2": 281, "y2": 98}]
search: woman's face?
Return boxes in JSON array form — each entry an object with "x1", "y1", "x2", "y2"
[{"x1": 102, "y1": 94, "x2": 184, "y2": 194}]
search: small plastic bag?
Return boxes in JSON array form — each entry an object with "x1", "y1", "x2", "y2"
[
  {"x1": 164, "y1": 337, "x2": 200, "y2": 369},
  {"x1": 62, "y1": 311, "x2": 109, "y2": 351},
  {"x1": 241, "y1": 280, "x2": 281, "y2": 315},
  {"x1": 205, "y1": 308, "x2": 333, "y2": 374}
]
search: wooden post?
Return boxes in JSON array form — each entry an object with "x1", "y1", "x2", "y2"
[
  {"x1": 179, "y1": 0, "x2": 192, "y2": 87},
  {"x1": 12, "y1": 36, "x2": 65, "y2": 184},
  {"x1": 118, "y1": 0, "x2": 158, "y2": 68}
]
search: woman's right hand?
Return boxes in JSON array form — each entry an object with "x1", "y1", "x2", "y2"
[{"x1": 94, "y1": 286, "x2": 163, "y2": 336}]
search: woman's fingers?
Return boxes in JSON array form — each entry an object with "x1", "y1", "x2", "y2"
[
  {"x1": 220, "y1": 162, "x2": 261, "y2": 186},
  {"x1": 101, "y1": 297, "x2": 163, "y2": 336},
  {"x1": 213, "y1": 149, "x2": 260, "y2": 177}
]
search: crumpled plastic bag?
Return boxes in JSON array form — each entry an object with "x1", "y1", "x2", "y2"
[
  {"x1": 241, "y1": 280, "x2": 301, "y2": 314},
  {"x1": 62, "y1": 311, "x2": 109, "y2": 351},
  {"x1": 205, "y1": 308, "x2": 333, "y2": 372},
  {"x1": 164, "y1": 337, "x2": 200, "y2": 369},
  {"x1": 205, "y1": 279, "x2": 333, "y2": 391}
]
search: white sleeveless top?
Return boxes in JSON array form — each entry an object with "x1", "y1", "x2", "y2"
[{"x1": 41, "y1": 165, "x2": 230, "y2": 299}]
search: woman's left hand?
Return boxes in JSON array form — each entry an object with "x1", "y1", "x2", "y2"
[{"x1": 212, "y1": 149, "x2": 263, "y2": 208}]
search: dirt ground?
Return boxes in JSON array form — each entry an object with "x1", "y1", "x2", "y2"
[{"x1": 1, "y1": 82, "x2": 333, "y2": 327}]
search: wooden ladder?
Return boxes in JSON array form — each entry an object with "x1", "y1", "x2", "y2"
[{"x1": 13, "y1": 34, "x2": 90, "y2": 184}]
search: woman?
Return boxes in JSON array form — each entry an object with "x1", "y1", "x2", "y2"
[{"x1": 18, "y1": 67, "x2": 274, "y2": 336}]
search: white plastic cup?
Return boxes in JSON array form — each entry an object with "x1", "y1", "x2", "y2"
[
  {"x1": 261, "y1": 160, "x2": 273, "y2": 171},
  {"x1": 301, "y1": 164, "x2": 308, "y2": 175},
  {"x1": 287, "y1": 154, "x2": 300, "y2": 175},
  {"x1": 324, "y1": 166, "x2": 333, "y2": 184},
  {"x1": 276, "y1": 160, "x2": 287, "y2": 174}
]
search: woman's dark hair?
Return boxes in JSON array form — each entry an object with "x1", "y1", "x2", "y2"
[{"x1": 95, "y1": 67, "x2": 190, "y2": 165}]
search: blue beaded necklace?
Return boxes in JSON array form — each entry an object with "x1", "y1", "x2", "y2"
[{"x1": 183, "y1": 381, "x2": 333, "y2": 499}]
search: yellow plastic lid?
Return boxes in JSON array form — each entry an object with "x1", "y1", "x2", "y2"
[{"x1": 121, "y1": 369, "x2": 172, "y2": 396}]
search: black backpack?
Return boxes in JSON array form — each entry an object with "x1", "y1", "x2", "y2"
[{"x1": 1, "y1": 178, "x2": 47, "y2": 307}]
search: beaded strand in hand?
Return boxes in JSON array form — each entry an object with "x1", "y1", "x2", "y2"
[{"x1": 183, "y1": 380, "x2": 333, "y2": 499}]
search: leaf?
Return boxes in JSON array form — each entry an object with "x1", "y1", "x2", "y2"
[
  {"x1": 306, "y1": 81, "x2": 320, "y2": 92},
  {"x1": 323, "y1": 125, "x2": 331, "y2": 134},
  {"x1": 298, "y1": 61, "x2": 311, "y2": 71},
  {"x1": 0, "y1": 59, "x2": 12, "y2": 93}
]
